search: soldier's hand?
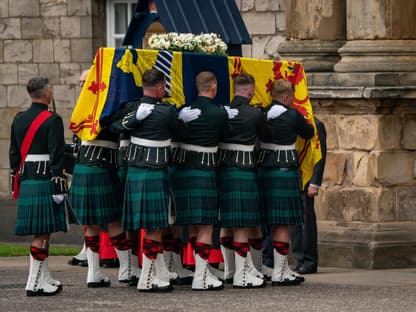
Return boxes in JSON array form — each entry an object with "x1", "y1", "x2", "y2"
[
  {"x1": 136, "y1": 103, "x2": 155, "y2": 121},
  {"x1": 52, "y1": 194, "x2": 65, "y2": 204},
  {"x1": 307, "y1": 185, "x2": 319, "y2": 197},
  {"x1": 178, "y1": 107, "x2": 201, "y2": 123},
  {"x1": 224, "y1": 106, "x2": 239, "y2": 119}
]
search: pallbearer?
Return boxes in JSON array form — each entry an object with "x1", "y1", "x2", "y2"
[
  {"x1": 257, "y1": 79, "x2": 314, "y2": 286},
  {"x1": 120, "y1": 68, "x2": 197, "y2": 292}
]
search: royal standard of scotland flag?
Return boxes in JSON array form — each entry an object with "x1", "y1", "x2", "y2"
[{"x1": 70, "y1": 47, "x2": 321, "y2": 188}]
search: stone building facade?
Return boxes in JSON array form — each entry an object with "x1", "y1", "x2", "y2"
[{"x1": 0, "y1": 0, "x2": 415, "y2": 268}]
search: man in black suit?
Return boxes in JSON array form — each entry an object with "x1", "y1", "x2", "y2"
[{"x1": 290, "y1": 117, "x2": 327, "y2": 274}]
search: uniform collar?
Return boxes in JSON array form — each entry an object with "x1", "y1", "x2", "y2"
[
  {"x1": 141, "y1": 95, "x2": 160, "y2": 104},
  {"x1": 31, "y1": 102, "x2": 49, "y2": 110},
  {"x1": 231, "y1": 96, "x2": 250, "y2": 107}
]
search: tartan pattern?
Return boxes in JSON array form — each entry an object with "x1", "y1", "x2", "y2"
[
  {"x1": 15, "y1": 179, "x2": 67, "y2": 235},
  {"x1": 218, "y1": 168, "x2": 261, "y2": 228},
  {"x1": 117, "y1": 165, "x2": 128, "y2": 191},
  {"x1": 69, "y1": 164, "x2": 122, "y2": 225},
  {"x1": 257, "y1": 168, "x2": 303, "y2": 225},
  {"x1": 122, "y1": 167, "x2": 169, "y2": 230},
  {"x1": 173, "y1": 169, "x2": 219, "y2": 225}
]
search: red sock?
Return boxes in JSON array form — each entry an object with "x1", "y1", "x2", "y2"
[
  {"x1": 162, "y1": 234, "x2": 175, "y2": 252},
  {"x1": 220, "y1": 236, "x2": 233, "y2": 249},
  {"x1": 272, "y1": 241, "x2": 289, "y2": 255},
  {"x1": 110, "y1": 232, "x2": 130, "y2": 251},
  {"x1": 194, "y1": 242, "x2": 211, "y2": 260},
  {"x1": 30, "y1": 246, "x2": 48, "y2": 261},
  {"x1": 128, "y1": 239, "x2": 139, "y2": 257},
  {"x1": 85, "y1": 235, "x2": 99, "y2": 253},
  {"x1": 248, "y1": 238, "x2": 263, "y2": 250},
  {"x1": 143, "y1": 239, "x2": 163, "y2": 260},
  {"x1": 233, "y1": 242, "x2": 249, "y2": 257}
]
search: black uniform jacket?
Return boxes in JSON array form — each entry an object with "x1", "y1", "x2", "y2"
[
  {"x1": 9, "y1": 102, "x2": 65, "y2": 180},
  {"x1": 118, "y1": 95, "x2": 187, "y2": 168},
  {"x1": 177, "y1": 96, "x2": 227, "y2": 170},
  {"x1": 259, "y1": 100, "x2": 314, "y2": 168},
  {"x1": 221, "y1": 96, "x2": 269, "y2": 169}
]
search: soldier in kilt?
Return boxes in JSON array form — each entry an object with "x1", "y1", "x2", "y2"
[
  {"x1": 69, "y1": 80, "x2": 138, "y2": 289},
  {"x1": 120, "y1": 69, "x2": 195, "y2": 292},
  {"x1": 174, "y1": 71, "x2": 227, "y2": 291},
  {"x1": 10, "y1": 77, "x2": 67, "y2": 296},
  {"x1": 160, "y1": 138, "x2": 194, "y2": 286},
  {"x1": 257, "y1": 79, "x2": 314, "y2": 286},
  {"x1": 217, "y1": 73, "x2": 268, "y2": 288}
]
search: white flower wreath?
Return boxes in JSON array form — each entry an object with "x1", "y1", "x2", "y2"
[{"x1": 148, "y1": 32, "x2": 228, "y2": 56}]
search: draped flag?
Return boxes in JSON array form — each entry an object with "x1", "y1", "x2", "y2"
[{"x1": 70, "y1": 47, "x2": 321, "y2": 187}]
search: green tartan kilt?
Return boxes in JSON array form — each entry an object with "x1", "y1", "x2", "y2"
[
  {"x1": 15, "y1": 179, "x2": 67, "y2": 235},
  {"x1": 257, "y1": 168, "x2": 303, "y2": 225},
  {"x1": 173, "y1": 169, "x2": 218, "y2": 225},
  {"x1": 122, "y1": 167, "x2": 169, "y2": 231},
  {"x1": 117, "y1": 164, "x2": 128, "y2": 190},
  {"x1": 69, "y1": 164, "x2": 122, "y2": 225},
  {"x1": 219, "y1": 167, "x2": 261, "y2": 228}
]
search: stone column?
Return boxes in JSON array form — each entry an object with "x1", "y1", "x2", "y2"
[
  {"x1": 316, "y1": 0, "x2": 416, "y2": 269},
  {"x1": 278, "y1": 0, "x2": 346, "y2": 71},
  {"x1": 335, "y1": 0, "x2": 416, "y2": 73}
]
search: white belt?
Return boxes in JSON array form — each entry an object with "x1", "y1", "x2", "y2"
[
  {"x1": 219, "y1": 143, "x2": 254, "y2": 152},
  {"x1": 131, "y1": 136, "x2": 171, "y2": 148},
  {"x1": 81, "y1": 140, "x2": 118, "y2": 150},
  {"x1": 119, "y1": 139, "x2": 130, "y2": 148},
  {"x1": 181, "y1": 143, "x2": 218, "y2": 153},
  {"x1": 25, "y1": 154, "x2": 50, "y2": 162},
  {"x1": 260, "y1": 142, "x2": 296, "y2": 151},
  {"x1": 170, "y1": 142, "x2": 180, "y2": 148}
]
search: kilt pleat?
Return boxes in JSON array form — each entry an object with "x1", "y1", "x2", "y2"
[
  {"x1": 173, "y1": 169, "x2": 218, "y2": 225},
  {"x1": 122, "y1": 167, "x2": 169, "y2": 230},
  {"x1": 69, "y1": 164, "x2": 122, "y2": 225},
  {"x1": 15, "y1": 179, "x2": 67, "y2": 235},
  {"x1": 219, "y1": 167, "x2": 261, "y2": 228},
  {"x1": 257, "y1": 168, "x2": 303, "y2": 225}
]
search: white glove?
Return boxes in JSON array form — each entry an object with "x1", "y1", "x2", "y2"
[
  {"x1": 224, "y1": 106, "x2": 239, "y2": 119},
  {"x1": 136, "y1": 103, "x2": 155, "y2": 121},
  {"x1": 178, "y1": 107, "x2": 201, "y2": 123},
  {"x1": 267, "y1": 105, "x2": 287, "y2": 120},
  {"x1": 52, "y1": 194, "x2": 65, "y2": 204}
]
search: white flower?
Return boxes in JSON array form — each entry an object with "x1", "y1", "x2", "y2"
[{"x1": 148, "y1": 32, "x2": 227, "y2": 55}]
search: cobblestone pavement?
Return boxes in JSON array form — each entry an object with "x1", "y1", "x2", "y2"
[{"x1": 0, "y1": 256, "x2": 415, "y2": 312}]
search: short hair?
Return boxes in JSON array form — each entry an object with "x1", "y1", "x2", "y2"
[
  {"x1": 142, "y1": 68, "x2": 165, "y2": 87},
  {"x1": 271, "y1": 79, "x2": 294, "y2": 98},
  {"x1": 26, "y1": 77, "x2": 50, "y2": 98},
  {"x1": 196, "y1": 71, "x2": 216, "y2": 93},
  {"x1": 234, "y1": 73, "x2": 255, "y2": 88}
]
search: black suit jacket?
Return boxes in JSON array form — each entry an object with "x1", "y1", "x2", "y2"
[{"x1": 308, "y1": 117, "x2": 327, "y2": 188}]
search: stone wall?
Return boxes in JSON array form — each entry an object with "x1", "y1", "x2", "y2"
[
  {"x1": 236, "y1": 0, "x2": 287, "y2": 59},
  {"x1": 0, "y1": 0, "x2": 105, "y2": 198}
]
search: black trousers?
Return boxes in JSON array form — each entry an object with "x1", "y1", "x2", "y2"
[{"x1": 289, "y1": 192, "x2": 318, "y2": 270}]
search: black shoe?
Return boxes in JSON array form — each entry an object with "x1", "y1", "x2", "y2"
[
  {"x1": 87, "y1": 279, "x2": 111, "y2": 288},
  {"x1": 100, "y1": 259, "x2": 120, "y2": 268},
  {"x1": 68, "y1": 258, "x2": 87, "y2": 267},
  {"x1": 296, "y1": 266, "x2": 317, "y2": 275}
]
